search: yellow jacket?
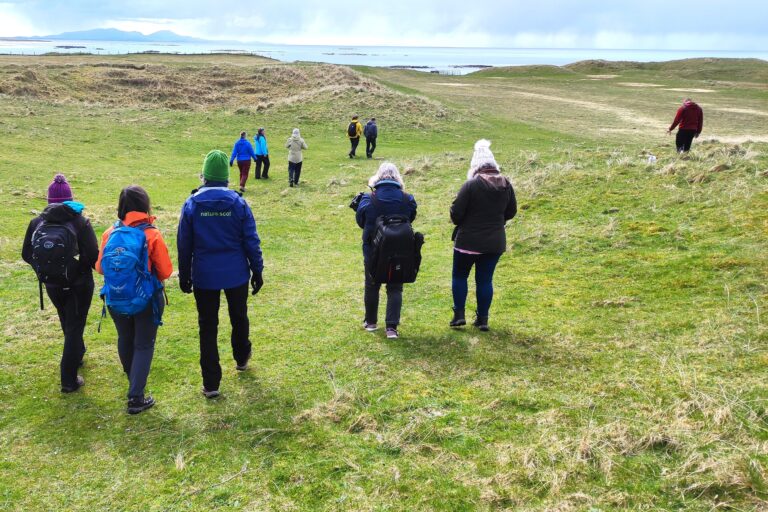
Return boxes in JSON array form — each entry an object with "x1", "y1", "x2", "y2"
[{"x1": 347, "y1": 120, "x2": 363, "y2": 139}]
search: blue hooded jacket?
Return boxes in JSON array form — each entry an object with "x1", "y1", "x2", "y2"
[
  {"x1": 355, "y1": 180, "x2": 417, "y2": 260},
  {"x1": 177, "y1": 186, "x2": 264, "y2": 290},
  {"x1": 254, "y1": 134, "x2": 268, "y2": 156},
  {"x1": 230, "y1": 138, "x2": 257, "y2": 164}
]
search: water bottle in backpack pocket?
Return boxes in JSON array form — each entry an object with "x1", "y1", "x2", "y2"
[{"x1": 100, "y1": 222, "x2": 161, "y2": 318}]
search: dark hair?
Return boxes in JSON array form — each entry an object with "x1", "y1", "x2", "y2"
[
  {"x1": 240, "y1": 131, "x2": 246, "y2": 138},
  {"x1": 117, "y1": 185, "x2": 151, "y2": 220}
]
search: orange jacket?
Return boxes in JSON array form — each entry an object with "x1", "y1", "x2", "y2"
[{"x1": 96, "y1": 211, "x2": 173, "y2": 281}]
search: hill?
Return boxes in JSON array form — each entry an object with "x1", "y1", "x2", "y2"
[{"x1": 0, "y1": 54, "x2": 766, "y2": 511}]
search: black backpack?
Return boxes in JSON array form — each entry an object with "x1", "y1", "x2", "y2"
[
  {"x1": 347, "y1": 122, "x2": 357, "y2": 137},
  {"x1": 368, "y1": 193, "x2": 424, "y2": 284},
  {"x1": 30, "y1": 220, "x2": 80, "y2": 308}
]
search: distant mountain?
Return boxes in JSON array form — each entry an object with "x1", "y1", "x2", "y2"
[{"x1": 11, "y1": 28, "x2": 210, "y2": 43}]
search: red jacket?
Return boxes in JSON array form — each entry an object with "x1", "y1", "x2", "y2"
[{"x1": 669, "y1": 101, "x2": 703, "y2": 134}]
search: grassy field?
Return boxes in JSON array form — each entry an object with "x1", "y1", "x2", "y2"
[{"x1": 0, "y1": 54, "x2": 767, "y2": 511}]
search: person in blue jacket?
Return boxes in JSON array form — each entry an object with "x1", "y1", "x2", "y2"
[
  {"x1": 354, "y1": 162, "x2": 417, "y2": 339},
  {"x1": 229, "y1": 131, "x2": 258, "y2": 193},
  {"x1": 177, "y1": 150, "x2": 264, "y2": 398},
  {"x1": 253, "y1": 127, "x2": 270, "y2": 179}
]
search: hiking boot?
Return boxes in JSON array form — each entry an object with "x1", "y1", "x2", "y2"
[
  {"x1": 473, "y1": 316, "x2": 489, "y2": 332},
  {"x1": 449, "y1": 308, "x2": 466, "y2": 328},
  {"x1": 363, "y1": 321, "x2": 378, "y2": 332},
  {"x1": 289, "y1": 181, "x2": 294, "y2": 187},
  {"x1": 236, "y1": 349, "x2": 251, "y2": 371},
  {"x1": 202, "y1": 387, "x2": 220, "y2": 399},
  {"x1": 263, "y1": 174, "x2": 269, "y2": 179},
  {"x1": 61, "y1": 375, "x2": 84, "y2": 393},
  {"x1": 127, "y1": 395, "x2": 155, "y2": 415},
  {"x1": 386, "y1": 327, "x2": 399, "y2": 339}
]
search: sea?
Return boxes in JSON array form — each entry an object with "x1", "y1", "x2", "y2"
[{"x1": 1, "y1": 39, "x2": 767, "y2": 75}]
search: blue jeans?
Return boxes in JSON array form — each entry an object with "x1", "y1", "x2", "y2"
[{"x1": 452, "y1": 251, "x2": 502, "y2": 317}]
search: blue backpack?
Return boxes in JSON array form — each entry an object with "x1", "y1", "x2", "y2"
[{"x1": 100, "y1": 221, "x2": 161, "y2": 321}]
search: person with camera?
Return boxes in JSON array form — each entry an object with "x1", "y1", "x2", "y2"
[
  {"x1": 177, "y1": 150, "x2": 264, "y2": 398},
  {"x1": 351, "y1": 163, "x2": 417, "y2": 339}
]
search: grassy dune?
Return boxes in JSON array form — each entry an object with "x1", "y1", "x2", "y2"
[{"x1": 0, "y1": 55, "x2": 767, "y2": 511}]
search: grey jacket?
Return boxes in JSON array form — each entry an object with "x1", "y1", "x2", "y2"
[{"x1": 285, "y1": 136, "x2": 308, "y2": 163}]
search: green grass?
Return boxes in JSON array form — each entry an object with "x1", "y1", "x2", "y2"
[{"x1": 0, "y1": 55, "x2": 767, "y2": 511}]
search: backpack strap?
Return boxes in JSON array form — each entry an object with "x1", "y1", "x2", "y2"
[{"x1": 39, "y1": 279, "x2": 44, "y2": 311}]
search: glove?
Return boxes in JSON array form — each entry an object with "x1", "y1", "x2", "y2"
[
  {"x1": 251, "y1": 272, "x2": 263, "y2": 295},
  {"x1": 179, "y1": 279, "x2": 193, "y2": 294}
]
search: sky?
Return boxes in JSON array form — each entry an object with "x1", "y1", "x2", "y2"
[{"x1": 1, "y1": 0, "x2": 767, "y2": 49}]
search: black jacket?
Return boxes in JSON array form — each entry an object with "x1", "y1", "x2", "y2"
[
  {"x1": 22, "y1": 203, "x2": 100, "y2": 286},
  {"x1": 450, "y1": 175, "x2": 517, "y2": 254}
]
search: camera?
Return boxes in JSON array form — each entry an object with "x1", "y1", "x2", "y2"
[{"x1": 349, "y1": 192, "x2": 365, "y2": 211}]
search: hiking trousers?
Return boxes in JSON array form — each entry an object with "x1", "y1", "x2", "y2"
[
  {"x1": 349, "y1": 137, "x2": 360, "y2": 157},
  {"x1": 363, "y1": 260, "x2": 403, "y2": 328},
  {"x1": 237, "y1": 160, "x2": 251, "y2": 188},
  {"x1": 288, "y1": 161, "x2": 303, "y2": 185},
  {"x1": 366, "y1": 137, "x2": 377, "y2": 158},
  {"x1": 46, "y1": 280, "x2": 94, "y2": 390},
  {"x1": 109, "y1": 291, "x2": 164, "y2": 400},
  {"x1": 194, "y1": 284, "x2": 252, "y2": 392},
  {"x1": 255, "y1": 155, "x2": 270, "y2": 178},
  {"x1": 676, "y1": 129, "x2": 697, "y2": 152}
]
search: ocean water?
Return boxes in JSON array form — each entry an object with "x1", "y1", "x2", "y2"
[{"x1": 1, "y1": 39, "x2": 766, "y2": 75}]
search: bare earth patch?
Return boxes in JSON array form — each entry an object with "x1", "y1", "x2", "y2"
[
  {"x1": 716, "y1": 107, "x2": 768, "y2": 117},
  {"x1": 431, "y1": 82, "x2": 474, "y2": 87},
  {"x1": 703, "y1": 134, "x2": 768, "y2": 143},
  {"x1": 664, "y1": 88, "x2": 715, "y2": 93},
  {"x1": 586, "y1": 74, "x2": 619, "y2": 79},
  {"x1": 618, "y1": 82, "x2": 664, "y2": 87}
]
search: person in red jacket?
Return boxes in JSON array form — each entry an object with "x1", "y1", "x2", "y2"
[{"x1": 668, "y1": 98, "x2": 704, "y2": 153}]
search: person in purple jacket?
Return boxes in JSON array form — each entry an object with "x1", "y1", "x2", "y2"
[{"x1": 177, "y1": 150, "x2": 264, "y2": 398}]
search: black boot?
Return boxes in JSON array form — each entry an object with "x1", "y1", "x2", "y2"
[
  {"x1": 127, "y1": 395, "x2": 155, "y2": 415},
  {"x1": 449, "y1": 308, "x2": 466, "y2": 327},
  {"x1": 473, "y1": 315, "x2": 489, "y2": 332}
]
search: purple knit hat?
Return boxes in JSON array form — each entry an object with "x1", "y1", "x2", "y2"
[{"x1": 47, "y1": 174, "x2": 73, "y2": 204}]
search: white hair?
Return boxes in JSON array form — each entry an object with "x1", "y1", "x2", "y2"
[{"x1": 368, "y1": 162, "x2": 405, "y2": 188}]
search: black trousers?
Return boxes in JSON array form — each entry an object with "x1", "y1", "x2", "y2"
[
  {"x1": 193, "y1": 284, "x2": 252, "y2": 391},
  {"x1": 46, "y1": 280, "x2": 93, "y2": 389},
  {"x1": 363, "y1": 260, "x2": 402, "y2": 328},
  {"x1": 676, "y1": 129, "x2": 697, "y2": 152},
  {"x1": 365, "y1": 137, "x2": 377, "y2": 157},
  {"x1": 255, "y1": 155, "x2": 270, "y2": 178},
  {"x1": 288, "y1": 161, "x2": 303, "y2": 184},
  {"x1": 349, "y1": 137, "x2": 360, "y2": 156}
]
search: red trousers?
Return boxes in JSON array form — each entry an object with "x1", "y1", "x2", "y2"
[{"x1": 237, "y1": 160, "x2": 251, "y2": 188}]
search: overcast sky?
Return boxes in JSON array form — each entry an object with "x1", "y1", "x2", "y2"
[{"x1": 1, "y1": 0, "x2": 767, "y2": 49}]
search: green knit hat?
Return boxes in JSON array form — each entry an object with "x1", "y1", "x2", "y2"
[{"x1": 202, "y1": 150, "x2": 229, "y2": 182}]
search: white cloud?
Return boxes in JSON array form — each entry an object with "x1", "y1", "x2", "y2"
[{"x1": 0, "y1": 3, "x2": 36, "y2": 37}]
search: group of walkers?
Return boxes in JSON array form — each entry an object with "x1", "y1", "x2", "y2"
[
  {"x1": 23, "y1": 96, "x2": 701, "y2": 414},
  {"x1": 228, "y1": 127, "x2": 309, "y2": 191},
  {"x1": 21, "y1": 136, "x2": 516, "y2": 415},
  {"x1": 347, "y1": 115, "x2": 378, "y2": 159}
]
